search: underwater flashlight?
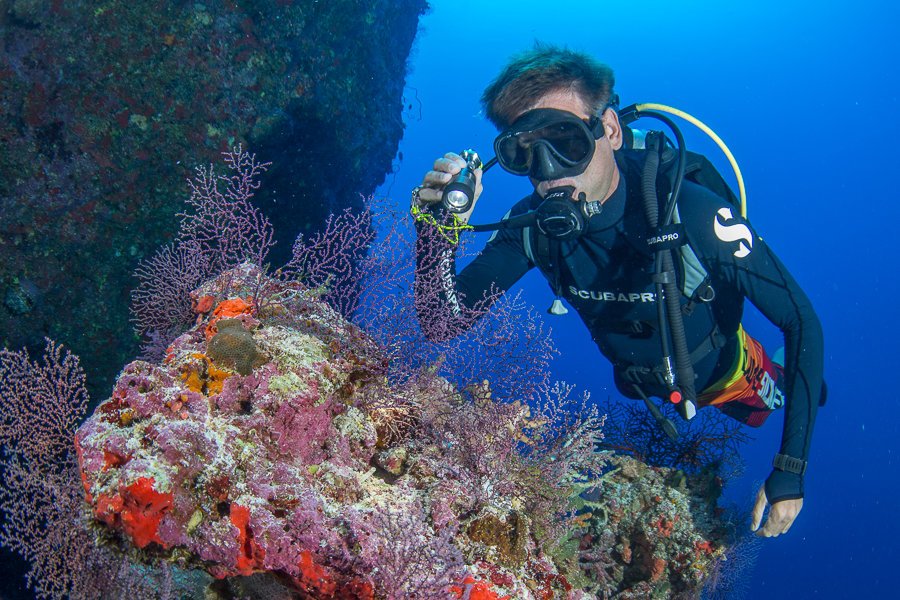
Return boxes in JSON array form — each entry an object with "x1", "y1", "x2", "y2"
[{"x1": 442, "y1": 149, "x2": 483, "y2": 214}]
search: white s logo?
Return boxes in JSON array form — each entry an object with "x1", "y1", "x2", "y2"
[{"x1": 714, "y1": 208, "x2": 753, "y2": 258}]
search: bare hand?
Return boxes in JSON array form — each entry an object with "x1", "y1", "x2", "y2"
[
  {"x1": 750, "y1": 484, "x2": 803, "y2": 537},
  {"x1": 415, "y1": 152, "x2": 483, "y2": 224}
]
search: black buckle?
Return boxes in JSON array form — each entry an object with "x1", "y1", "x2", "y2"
[
  {"x1": 621, "y1": 365, "x2": 666, "y2": 386},
  {"x1": 773, "y1": 453, "x2": 808, "y2": 476}
]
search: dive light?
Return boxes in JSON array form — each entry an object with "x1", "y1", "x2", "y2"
[{"x1": 441, "y1": 149, "x2": 483, "y2": 214}]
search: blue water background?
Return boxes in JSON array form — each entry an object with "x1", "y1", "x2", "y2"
[{"x1": 377, "y1": 1, "x2": 899, "y2": 597}]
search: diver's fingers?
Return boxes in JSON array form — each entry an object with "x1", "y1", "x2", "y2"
[
  {"x1": 417, "y1": 153, "x2": 465, "y2": 202},
  {"x1": 756, "y1": 498, "x2": 802, "y2": 537},
  {"x1": 780, "y1": 513, "x2": 798, "y2": 535},
  {"x1": 755, "y1": 507, "x2": 784, "y2": 537},
  {"x1": 434, "y1": 153, "x2": 466, "y2": 174},
  {"x1": 422, "y1": 169, "x2": 452, "y2": 188},
  {"x1": 750, "y1": 485, "x2": 767, "y2": 532},
  {"x1": 775, "y1": 508, "x2": 794, "y2": 536},
  {"x1": 419, "y1": 152, "x2": 477, "y2": 205},
  {"x1": 416, "y1": 184, "x2": 445, "y2": 204},
  {"x1": 776, "y1": 498, "x2": 803, "y2": 536},
  {"x1": 758, "y1": 511, "x2": 785, "y2": 537}
]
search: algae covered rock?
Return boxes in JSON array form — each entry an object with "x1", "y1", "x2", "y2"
[{"x1": 74, "y1": 263, "x2": 731, "y2": 599}]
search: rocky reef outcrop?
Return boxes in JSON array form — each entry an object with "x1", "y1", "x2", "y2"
[
  {"x1": 1, "y1": 149, "x2": 743, "y2": 599},
  {"x1": 73, "y1": 263, "x2": 730, "y2": 599},
  {"x1": 0, "y1": 0, "x2": 428, "y2": 401}
]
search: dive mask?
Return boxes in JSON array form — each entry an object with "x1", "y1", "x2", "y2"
[{"x1": 494, "y1": 108, "x2": 606, "y2": 181}]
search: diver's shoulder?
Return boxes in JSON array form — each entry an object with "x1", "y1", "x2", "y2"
[
  {"x1": 677, "y1": 179, "x2": 757, "y2": 251},
  {"x1": 677, "y1": 179, "x2": 736, "y2": 215},
  {"x1": 507, "y1": 193, "x2": 539, "y2": 217}
]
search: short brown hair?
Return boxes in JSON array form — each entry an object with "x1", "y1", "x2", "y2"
[{"x1": 481, "y1": 43, "x2": 616, "y2": 130}]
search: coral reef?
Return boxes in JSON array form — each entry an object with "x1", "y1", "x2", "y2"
[
  {"x1": 72, "y1": 263, "x2": 728, "y2": 598},
  {"x1": 0, "y1": 340, "x2": 199, "y2": 599},
  {"x1": 577, "y1": 455, "x2": 733, "y2": 598}
]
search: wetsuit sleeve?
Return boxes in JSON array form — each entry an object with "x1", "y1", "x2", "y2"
[
  {"x1": 681, "y1": 184, "x2": 824, "y2": 503},
  {"x1": 413, "y1": 207, "x2": 534, "y2": 341}
]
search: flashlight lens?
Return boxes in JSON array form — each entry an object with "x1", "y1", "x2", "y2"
[{"x1": 444, "y1": 189, "x2": 471, "y2": 212}]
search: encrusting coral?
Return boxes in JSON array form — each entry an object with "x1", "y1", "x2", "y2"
[{"x1": 207, "y1": 318, "x2": 269, "y2": 375}]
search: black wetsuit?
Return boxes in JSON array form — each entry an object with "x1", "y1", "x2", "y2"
[{"x1": 414, "y1": 156, "x2": 824, "y2": 503}]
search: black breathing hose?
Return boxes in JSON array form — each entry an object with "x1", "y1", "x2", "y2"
[
  {"x1": 641, "y1": 111, "x2": 687, "y2": 226},
  {"x1": 640, "y1": 141, "x2": 673, "y2": 365},
  {"x1": 641, "y1": 131, "x2": 698, "y2": 411}
]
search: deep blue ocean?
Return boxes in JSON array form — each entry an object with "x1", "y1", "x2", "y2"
[{"x1": 378, "y1": 1, "x2": 899, "y2": 597}]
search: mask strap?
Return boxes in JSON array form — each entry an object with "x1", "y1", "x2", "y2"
[
  {"x1": 589, "y1": 114, "x2": 605, "y2": 139},
  {"x1": 591, "y1": 100, "x2": 618, "y2": 138}
]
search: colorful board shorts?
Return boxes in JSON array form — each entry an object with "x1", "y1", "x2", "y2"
[{"x1": 697, "y1": 326, "x2": 785, "y2": 427}]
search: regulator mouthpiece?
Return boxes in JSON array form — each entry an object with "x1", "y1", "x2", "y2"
[{"x1": 535, "y1": 187, "x2": 603, "y2": 240}]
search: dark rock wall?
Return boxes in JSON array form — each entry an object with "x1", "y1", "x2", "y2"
[{"x1": 0, "y1": 0, "x2": 429, "y2": 401}]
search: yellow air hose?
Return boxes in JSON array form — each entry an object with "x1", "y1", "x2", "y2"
[{"x1": 634, "y1": 103, "x2": 747, "y2": 218}]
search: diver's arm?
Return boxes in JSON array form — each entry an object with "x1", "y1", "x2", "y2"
[
  {"x1": 413, "y1": 220, "x2": 476, "y2": 341},
  {"x1": 682, "y1": 186, "x2": 825, "y2": 502},
  {"x1": 412, "y1": 151, "x2": 536, "y2": 340},
  {"x1": 740, "y1": 242, "x2": 823, "y2": 503}
]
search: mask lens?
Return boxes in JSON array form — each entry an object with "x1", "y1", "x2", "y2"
[
  {"x1": 497, "y1": 134, "x2": 532, "y2": 174},
  {"x1": 539, "y1": 121, "x2": 593, "y2": 164}
]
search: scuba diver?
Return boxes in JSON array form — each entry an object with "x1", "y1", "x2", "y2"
[{"x1": 410, "y1": 44, "x2": 824, "y2": 538}]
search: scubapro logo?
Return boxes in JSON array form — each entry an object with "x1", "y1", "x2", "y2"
[
  {"x1": 647, "y1": 232, "x2": 679, "y2": 246},
  {"x1": 714, "y1": 208, "x2": 753, "y2": 258},
  {"x1": 568, "y1": 287, "x2": 656, "y2": 303}
]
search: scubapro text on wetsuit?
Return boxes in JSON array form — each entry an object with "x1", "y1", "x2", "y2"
[{"x1": 568, "y1": 287, "x2": 656, "y2": 303}]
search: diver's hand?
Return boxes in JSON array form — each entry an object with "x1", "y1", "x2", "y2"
[
  {"x1": 415, "y1": 152, "x2": 483, "y2": 224},
  {"x1": 750, "y1": 484, "x2": 803, "y2": 537}
]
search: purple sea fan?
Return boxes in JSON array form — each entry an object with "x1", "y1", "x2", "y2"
[
  {"x1": 179, "y1": 146, "x2": 275, "y2": 276},
  {"x1": 131, "y1": 240, "x2": 209, "y2": 346},
  {"x1": 130, "y1": 147, "x2": 275, "y2": 354},
  {"x1": 0, "y1": 339, "x2": 88, "y2": 464},
  {"x1": 0, "y1": 340, "x2": 92, "y2": 598},
  {"x1": 285, "y1": 206, "x2": 376, "y2": 318},
  {"x1": 424, "y1": 388, "x2": 530, "y2": 508},
  {"x1": 518, "y1": 382, "x2": 608, "y2": 544},
  {"x1": 0, "y1": 341, "x2": 178, "y2": 599},
  {"x1": 353, "y1": 501, "x2": 465, "y2": 599}
]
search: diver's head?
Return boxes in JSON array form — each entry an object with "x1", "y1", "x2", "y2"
[
  {"x1": 481, "y1": 42, "x2": 617, "y2": 130},
  {"x1": 500, "y1": 89, "x2": 623, "y2": 204},
  {"x1": 482, "y1": 45, "x2": 622, "y2": 204}
]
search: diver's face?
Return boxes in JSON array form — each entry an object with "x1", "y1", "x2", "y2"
[{"x1": 523, "y1": 89, "x2": 622, "y2": 203}]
